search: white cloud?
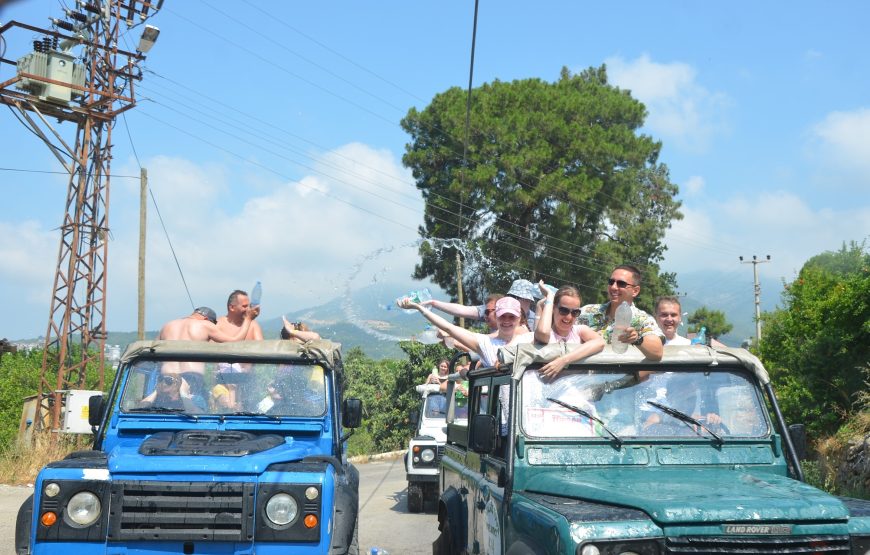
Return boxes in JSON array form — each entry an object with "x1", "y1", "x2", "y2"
[
  {"x1": 663, "y1": 190, "x2": 870, "y2": 282},
  {"x1": 605, "y1": 53, "x2": 730, "y2": 151},
  {"x1": 1, "y1": 144, "x2": 427, "y2": 339},
  {"x1": 683, "y1": 175, "x2": 705, "y2": 196},
  {"x1": 809, "y1": 108, "x2": 870, "y2": 186}
]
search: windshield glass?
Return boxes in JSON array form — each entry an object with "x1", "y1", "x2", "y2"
[
  {"x1": 425, "y1": 393, "x2": 447, "y2": 418},
  {"x1": 119, "y1": 359, "x2": 327, "y2": 417},
  {"x1": 521, "y1": 368, "x2": 768, "y2": 439}
]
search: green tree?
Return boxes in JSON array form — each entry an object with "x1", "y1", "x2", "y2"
[
  {"x1": 760, "y1": 241, "x2": 870, "y2": 436},
  {"x1": 401, "y1": 65, "x2": 682, "y2": 311},
  {"x1": 343, "y1": 342, "x2": 452, "y2": 454},
  {"x1": 687, "y1": 307, "x2": 733, "y2": 339}
]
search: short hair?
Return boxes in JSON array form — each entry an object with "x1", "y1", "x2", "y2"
[
  {"x1": 655, "y1": 296, "x2": 682, "y2": 314},
  {"x1": 553, "y1": 285, "x2": 581, "y2": 307},
  {"x1": 485, "y1": 293, "x2": 504, "y2": 305},
  {"x1": 614, "y1": 264, "x2": 642, "y2": 286},
  {"x1": 227, "y1": 289, "x2": 248, "y2": 308}
]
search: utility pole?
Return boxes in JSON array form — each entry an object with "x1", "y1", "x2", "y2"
[
  {"x1": 739, "y1": 255, "x2": 771, "y2": 344},
  {"x1": 0, "y1": 1, "x2": 163, "y2": 439},
  {"x1": 138, "y1": 168, "x2": 148, "y2": 340}
]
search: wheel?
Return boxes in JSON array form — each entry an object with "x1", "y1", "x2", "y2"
[
  {"x1": 433, "y1": 517, "x2": 456, "y2": 555},
  {"x1": 347, "y1": 520, "x2": 358, "y2": 555},
  {"x1": 15, "y1": 494, "x2": 33, "y2": 555},
  {"x1": 407, "y1": 482, "x2": 424, "y2": 513}
]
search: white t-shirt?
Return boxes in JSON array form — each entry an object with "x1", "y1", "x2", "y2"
[
  {"x1": 665, "y1": 334, "x2": 691, "y2": 346},
  {"x1": 476, "y1": 334, "x2": 507, "y2": 367}
]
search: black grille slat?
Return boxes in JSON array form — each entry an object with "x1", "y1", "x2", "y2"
[
  {"x1": 666, "y1": 534, "x2": 850, "y2": 555},
  {"x1": 109, "y1": 481, "x2": 254, "y2": 542}
]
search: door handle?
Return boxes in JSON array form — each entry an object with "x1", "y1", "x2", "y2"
[
  {"x1": 459, "y1": 486, "x2": 468, "y2": 495},
  {"x1": 476, "y1": 500, "x2": 485, "y2": 511}
]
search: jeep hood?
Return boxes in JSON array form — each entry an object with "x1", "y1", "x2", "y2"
[
  {"x1": 106, "y1": 436, "x2": 322, "y2": 475},
  {"x1": 524, "y1": 467, "x2": 848, "y2": 524}
]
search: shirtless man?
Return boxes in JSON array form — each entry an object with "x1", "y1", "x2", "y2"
[
  {"x1": 217, "y1": 290, "x2": 264, "y2": 341},
  {"x1": 158, "y1": 306, "x2": 259, "y2": 342}
]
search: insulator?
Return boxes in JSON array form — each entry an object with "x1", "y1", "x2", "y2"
[
  {"x1": 52, "y1": 19, "x2": 76, "y2": 32},
  {"x1": 52, "y1": 36, "x2": 59, "y2": 49},
  {"x1": 65, "y1": 9, "x2": 88, "y2": 22},
  {"x1": 81, "y1": 3, "x2": 101, "y2": 14},
  {"x1": 33, "y1": 40, "x2": 44, "y2": 53},
  {"x1": 42, "y1": 37, "x2": 53, "y2": 51}
]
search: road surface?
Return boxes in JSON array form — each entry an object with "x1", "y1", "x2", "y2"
[{"x1": 0, "y1": 455, "x2": 440, "y2": 555}]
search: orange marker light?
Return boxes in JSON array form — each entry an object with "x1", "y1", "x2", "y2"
[
  {"x1": 40, "y1": 512, "x2": 58, "y2": 527},
  {"x1": 303, "y1": 514, "x2": 318, "y2": 528},
  {"x1": 412, "y1": 446, "x2": 420, "y2": 453}
]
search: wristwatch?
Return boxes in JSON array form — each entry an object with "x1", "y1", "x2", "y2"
[{"x1": 633, "y1": 334, "x2": 644, "y2": 346}]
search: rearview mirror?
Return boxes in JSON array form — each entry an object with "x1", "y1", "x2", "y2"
[
  {"x1": 342, "y1": 398, "x2": 362, "y2": 428},
  {"x1": 470, "y1": 414, "x2": 496, "y2": 454}
]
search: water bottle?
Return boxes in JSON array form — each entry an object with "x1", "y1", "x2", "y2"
[
  {"x1": 250, "y1": 281, "x2": 262, "y2": 307},
  {"x1": 610, "y1": 301, "x2": 632, "y2": 354},
  {"x1": 691, "y1": 326, "x2": 707, "y2": 345},
  {"x1": 370, "y1": 548, "x2": 389, "y2": 555},
  {"x1": 395, "y1": 287, "x2": 432, "y2": 314}
]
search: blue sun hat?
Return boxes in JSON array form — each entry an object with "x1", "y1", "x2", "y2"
[{"x1": 506, "y1": 279, "x2": 541, "y2": 301}]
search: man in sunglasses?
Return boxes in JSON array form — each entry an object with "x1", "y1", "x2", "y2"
[
  {"x1": 139, "y1": 371, "x2": 199, "y2": 412},
  {"x1": 578, "y1": 265, "x2": 664, "y2": 360}
]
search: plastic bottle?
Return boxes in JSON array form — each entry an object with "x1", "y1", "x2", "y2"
[
  {"x1": 250, "y1": 281, "x2": 262, "y2": 307},
  {"x1": 691, "y1": 326, "x2": 707, "y2": 345},
  {"x1": 370, "y1": 548, "x2": 389, "y2": 555},
  {"x1": 610, "y1": 301, "x2": 632, "y2": 354},
  {"x1": 396, "y1": 287, "x2": 432, "y2": 314}
]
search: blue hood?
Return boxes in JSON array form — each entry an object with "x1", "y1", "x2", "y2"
[
  {"x1": 107, "y1": 437, "x2": 321, "y2": 475},
  {"x1": 524, "y1": 467, "x2": 849, "y2": 525}
]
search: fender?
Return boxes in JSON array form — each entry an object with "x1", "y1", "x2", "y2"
[{"x1": 439, "y1": 486, "x2": 468, "y2": 554}]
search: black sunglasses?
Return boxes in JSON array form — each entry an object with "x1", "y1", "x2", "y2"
[
  {"x1": 484, "y1": 308, "x2": 495, "y2": 316},
  {"x1": 608, "y1": 278, "x2": 636, "y2": 288},
  {"x1": 557, "y1": 306, "x2": 582, "y2": 318},
  {"x1": 158, "y1": 375, "x2": 180, "y2": 386}
]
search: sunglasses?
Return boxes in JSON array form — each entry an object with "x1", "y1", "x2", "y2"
[
  {"x1": 158, "y1": 375, "x2": 180, "y2": 386},
  {"x1": 557, "y1": 306, "x2": 582, "y2": 318},
  {"x1": 608, "y1": 278, "x2": 636, "y2": 289},
  {"x1": 484, "y1": 308, "x2": 495, "y2": 316}
]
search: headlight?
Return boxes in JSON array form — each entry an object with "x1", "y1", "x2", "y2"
[
  {"x1": 66, "y1": 491, "x2": 101, "y2": 527},
  {"x1": 265, "y1": 493, "x2": 298, "y2": 526},
  {"x1": 578, "y1": 540, "x2": 659, "y2": 555},
  {"x1": 420, "y1": 448, "x2": 436, "y2": 463}
]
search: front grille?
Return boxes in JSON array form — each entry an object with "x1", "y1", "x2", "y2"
[
  {"x1": 436, "y1": 445, "x2": 445, "y2": 461},
  {"x1": 666, "y1": 534, "x2": 850, "y2": 554},
  {"x1": 108, "y1": 481, "x2": 255, "y2": 542}
]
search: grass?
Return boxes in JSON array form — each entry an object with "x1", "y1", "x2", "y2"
[{"x1": 0, "y1": 432, "x2": 90, "y2": 485}]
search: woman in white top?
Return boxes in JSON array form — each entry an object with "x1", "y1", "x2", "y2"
[
  {"x1": 399, "y1": 296, "x2": 525, "y2": 367},
  {"x1": 532, "y1": 282, "x2": 605, "y2": 379}
]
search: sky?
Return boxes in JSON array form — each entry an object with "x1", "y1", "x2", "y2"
[{"x1": 1, "y1": 1, "x2": 868, "y2": 341}]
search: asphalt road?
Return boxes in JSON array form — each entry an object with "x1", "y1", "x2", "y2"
[{"x1": 0, "y1": 456, "x2": 440, "y2": 555}]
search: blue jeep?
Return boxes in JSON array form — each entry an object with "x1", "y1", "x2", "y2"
[{"x1": 16, "y1": 339, "x2": 362, "y2": 555}]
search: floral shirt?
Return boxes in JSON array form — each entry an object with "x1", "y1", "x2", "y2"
[{"x1": 578, "y1": 301, "x2": 664, "y2": 343}]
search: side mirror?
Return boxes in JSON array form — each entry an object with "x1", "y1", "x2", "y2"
[
  {"x1": 409, "y1": 409, "x2": 420, "y2": 431},
  {"x1": 470, "y1": 414, "x2": 496, "y2": 454},
  {"x1": 342, "y1": 398, "x2": 362, "y2": 429},
  {"x1": 788, "y1": 423, "x2": 807, "y2": 460},
  {"x1": 87, "y1": 395, "x2": 104, "y2": 427}
]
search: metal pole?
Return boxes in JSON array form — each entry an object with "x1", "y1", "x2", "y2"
[
  {"x1": 739, "y1": 255, "x2": 771, "y2": 344},
  {"x1": 138, "y1": 168, "x2": 147, "y2": 340}
]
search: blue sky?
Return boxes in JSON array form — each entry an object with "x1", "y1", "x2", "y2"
[{"x1": 1, "y1": 1, "x2": 868, "y2": 340}]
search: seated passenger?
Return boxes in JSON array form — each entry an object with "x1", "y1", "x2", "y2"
[
  {"x1": 139, "y1": 372, "x2": 199, "y2": 412},
  {"x1": 642, "y1": 373, "x2": 723, "y2": 433},
  {"x1": 526, "y1": 282, "x2": 606, "y2": 379}
]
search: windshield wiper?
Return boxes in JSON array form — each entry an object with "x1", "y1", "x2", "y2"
[
  {"x1": 127, "y1": 407, "x2": 198, "y2": 421},
  {"x1": 227, "y1": 411, "x2": 280, "y2": 421},
  {"x1": 546, "y1": 397, "x2": 622, "y2": 447},
  {"x1": 646, "y1": 400, "x2": 723, "y2": 445}
]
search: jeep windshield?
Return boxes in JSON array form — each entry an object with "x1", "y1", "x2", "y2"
[
  {"x1": 119, "y1": 358, "x2": 327, "y2": 418},
  {"x1": 520, "y1": 368, "x2": 769, "y2": 440}
]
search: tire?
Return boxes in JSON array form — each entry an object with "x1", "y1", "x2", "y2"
[
  {"x1": 347, "y1": 520, "x2": 359, "y2": 555},
  {"x1": 433, "y1": 518, "x2": 456, "y2": 555},
  {"x1": 15, "y1": 494, "x2": 33, "y2": 555},
  {"x1": 407, "y1": 482, "x2": 424, "y2": 513}
]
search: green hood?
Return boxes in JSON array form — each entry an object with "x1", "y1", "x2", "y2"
[{"x1": 524, "y1": 467, "x2": 848, "y2": 525}]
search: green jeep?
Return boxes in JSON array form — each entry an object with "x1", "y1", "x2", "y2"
[{"x1": 433, "y1": 344, "x2": 870, "y2": 555}]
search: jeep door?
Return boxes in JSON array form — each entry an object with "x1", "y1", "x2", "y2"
[{"x1": 471, "y1": 373, "x2": 511, "y2": 555}]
